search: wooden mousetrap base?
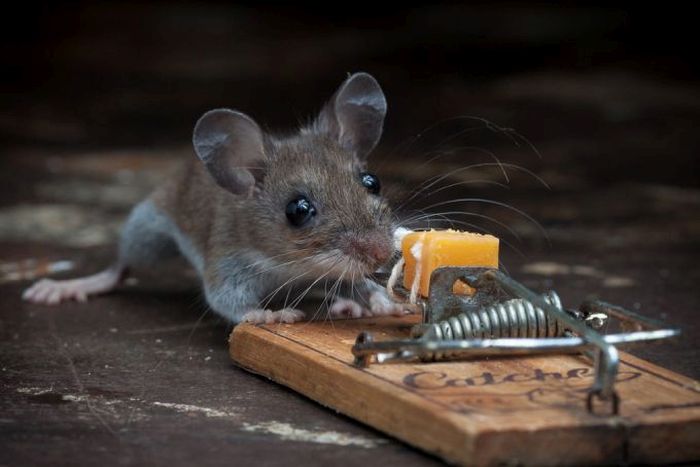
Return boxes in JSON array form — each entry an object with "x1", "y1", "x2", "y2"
[{"x1": 229, "y1": 315, "x2": 700, "y2": 466}]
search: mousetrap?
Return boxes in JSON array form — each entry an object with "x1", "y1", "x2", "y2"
[{"x1": 230, "y1": 266, "x2": 700, "y2": 466}]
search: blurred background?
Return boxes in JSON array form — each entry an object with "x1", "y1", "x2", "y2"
[{"x1": 2, "y1": 3, "x2": 699, "y2": 465}]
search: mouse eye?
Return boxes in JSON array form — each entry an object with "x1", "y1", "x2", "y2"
[
  {"x1": 360, "y1": 172, "x2": 381, "y2": 195},
  {"x1": 285, "y1": 196, "x2": 317, "y2": 227}
]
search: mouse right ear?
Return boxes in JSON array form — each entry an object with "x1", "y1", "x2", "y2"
[
  {"x1": 193, "y1": 109, "x2": 266, "y2": 197},
  {"x1": 315, "y1": 72, "x2": 387, "y2": 160}
]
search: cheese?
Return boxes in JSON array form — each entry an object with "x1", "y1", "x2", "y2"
[{"x1": 401, "y1": 230, "x2": 499, "y2": 297}]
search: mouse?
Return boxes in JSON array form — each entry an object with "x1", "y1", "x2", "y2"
[{"x1": 22, "y1": 72, "x2": 409, "y2": 324}]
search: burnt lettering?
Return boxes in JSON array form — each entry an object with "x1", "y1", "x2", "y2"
[{"x1": 402, "y1": 367, "x2": 638, "y2": 390}]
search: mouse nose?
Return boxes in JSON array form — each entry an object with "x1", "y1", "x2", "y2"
[{"x1": 345, "y1": 233, "x2": 393, "y2": 267}]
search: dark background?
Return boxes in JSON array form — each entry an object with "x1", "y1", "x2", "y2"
[
  {"x1": 2, "y1": 2, "x2": 698, "y2": 184},
  {"x1": 1, "y1": 2, "x2": 699, "y2": 466}
]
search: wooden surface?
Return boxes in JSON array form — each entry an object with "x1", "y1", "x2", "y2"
[{"x1": 230, "y1": 316, "x2": 700, "y2": 466}]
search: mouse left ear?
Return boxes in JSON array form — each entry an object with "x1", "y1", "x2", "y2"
[
  {"x1": 316, "y1": 72, "x2": 387, "y2": 160},
  {"x1": 193, "y1": 109, "x2": 266, "y2": 197}
]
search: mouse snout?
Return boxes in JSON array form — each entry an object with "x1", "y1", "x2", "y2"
[{"x1": 341, "y1": 231, "x2": 393, "y2": 268}]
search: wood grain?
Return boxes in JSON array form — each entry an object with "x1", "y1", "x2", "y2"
[{"x1": 230, "y1": 315, "x2": 700, "y2": 466}]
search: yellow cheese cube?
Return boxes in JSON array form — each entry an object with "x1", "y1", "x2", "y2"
[{"x1": 402, "y1": 230, "x2": 499, "y2": 297}]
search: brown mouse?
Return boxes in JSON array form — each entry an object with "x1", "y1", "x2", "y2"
[{"x1": 22, "y1": 72, "x2": 407, "y2": 323}]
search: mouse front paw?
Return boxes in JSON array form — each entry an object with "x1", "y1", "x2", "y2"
[
  {"x1": 369, "y1": 290, "x2": 412, "y2": 317},
  {"x1": 241, "y1": 308, "x2": 306, "y2": 324},
  {"x1": 329, "y1": 298, "x2": 369, "y2": 319}
]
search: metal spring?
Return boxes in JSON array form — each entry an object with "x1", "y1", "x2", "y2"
[{"x1": 417, "y1": 291, "x2": 563, "y2": 342}]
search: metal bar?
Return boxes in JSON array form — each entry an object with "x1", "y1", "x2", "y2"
[{"x1": 352, "y1": 329, "x2": 678, "y2": 365}]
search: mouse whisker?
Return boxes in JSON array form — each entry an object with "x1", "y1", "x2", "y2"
[
  {"x1": 415, "y1": 178, "x2": 510, "y2": 198},
  {"x1": 395, "y1": 160, "x2": 550, "y2": 214},
  {"x1": 500, "y1": 126, "x2": 544, "y2": 160},
  {"x1": 257, "y1": 253, "x2": 336, "y2": 310},
  {"x1": 274, "y1": 267, "x2": 332, "y2": 333},
  {"x1": 384, "y1": 114, "x2": 509, "y2": 161},
  {"x1": 258, "y1": 268, "x2": 313, "y2": 311},
  {"x1": 312, "y1": 275, "x2": 335, "y2": 326},
  {"x1": 401, "y1": 210, "x2": 523, "y2": 243},
  {"x1": 400, "y1": 209, "x2": 456, "y2": 230},
  {"x1": 395, "y1": 162, "x2": 506, "y2": 211},
  {"x1": 307, "y1": 266, "x2": 345, "y2": 325},
  {"x1": 241, "y1": 248, "x2": 315, "y2": 271},
  {"x1": 327, "y1": 270, "x2": 347, "y2": 316},
  {"x1": 316, "y1": 272, "x2": 343, "y2": 324},
  {"x1": 417, "y1": 198, "x2": 550, "y2": 245},
  {"x1": 249, "y1": 256, "x2": 312, "y2": 279},
  {"x1": 421, "y1": 115, "x2": 541, "y2": 158},
  {"x1": 289, "y1": 259, "x2": 343, "y2": 319}
]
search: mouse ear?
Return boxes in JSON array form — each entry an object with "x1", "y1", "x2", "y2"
[
  {"x1": 193, "y1": 109, "x2": 266, "y2": 197},
  {"x1": 316, "y1": 72, "x2": 387, "y2": 160}
]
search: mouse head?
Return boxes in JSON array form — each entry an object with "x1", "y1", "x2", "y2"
[{"x1": 193, "y1": 72, "x2": 395, "y2": 277}]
